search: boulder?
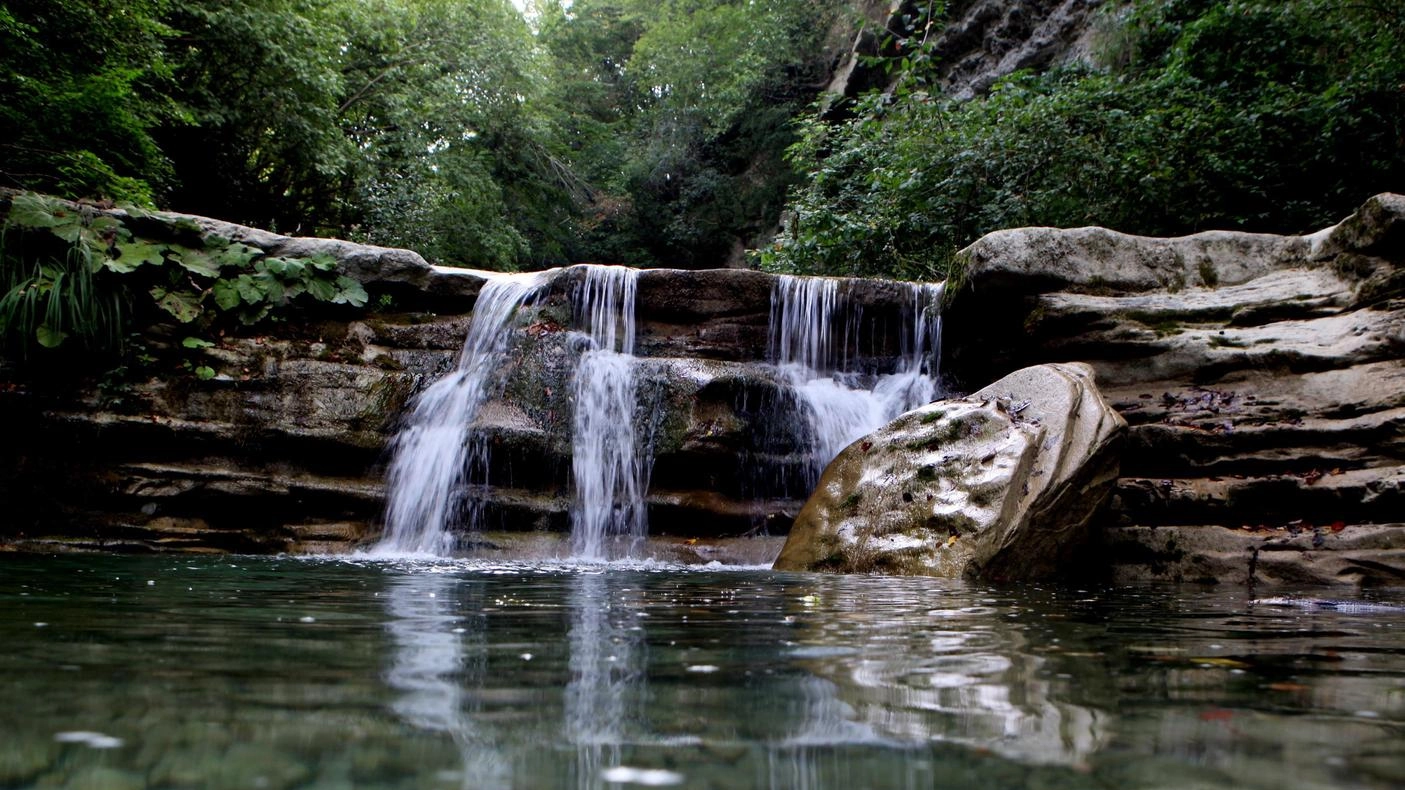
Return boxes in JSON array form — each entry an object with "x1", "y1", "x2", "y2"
[{"x1": 773, "y1": 362, "x2": 1124, "y2": 579}]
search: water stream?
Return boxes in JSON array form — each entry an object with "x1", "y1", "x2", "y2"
[
  {"x1": 376, "y1": 272, "x2": 547, "y2": 555},
  {"x1": 5, "y1": 554, "x2": 1403, "y2": 790},
  {"x1": 569, "y1": 266, "x2": 649, "y2": 560},
  {"x1": 769, "y1": 276, "x2": 945, "y2": 483},
  {"x1": 379, "y1": 269, "x2": 944, "y2": 559}
]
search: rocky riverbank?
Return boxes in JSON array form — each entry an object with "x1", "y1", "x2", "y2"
[{"x1": 4, "y1": 194, "x2": 1402, "y2": 586}]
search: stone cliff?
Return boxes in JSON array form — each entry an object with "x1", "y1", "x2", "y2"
[
  {"x1": 0, "y1": 207, "x2": 927, "y2": 557},
  {"x1": 4, "y1": 194, "x2": 1403, "y2": 588},
  {"x1": 945, "y1": 193, "x2": 1405, "y2": 585}
]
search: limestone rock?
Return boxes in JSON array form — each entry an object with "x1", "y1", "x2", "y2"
[
  {"x1": 945, "y1": 193, "x2": 1405, "y2": 586},
  {"x1": 962, "y1": 225, "x2": 1308, "y2": 295},
  {"x1": 773, "y1": 362, "x2": 1124, "y2": 579}
]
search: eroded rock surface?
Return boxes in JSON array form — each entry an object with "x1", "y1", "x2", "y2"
[
  {"x1": 0, "y1": 211, "x2": 929, "y2": 554},
  {"x1": 945, "y1": 193, "x2": 1405, "y2": 585},
  {"x1": 774, "y1": 363, "x2": 1123, "y2": 579}
]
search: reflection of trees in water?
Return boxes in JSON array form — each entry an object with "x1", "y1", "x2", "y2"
[
  {"x1": 565, "y1": 571, "x2": 648, "y2": 790},
  {"x1": 383, "y1": 573, "x2": 508, "y2": 789}
]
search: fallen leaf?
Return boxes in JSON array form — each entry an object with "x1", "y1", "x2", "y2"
[{"x1": 1330, "y1": 521, "x2": 1346, "y2": 533}]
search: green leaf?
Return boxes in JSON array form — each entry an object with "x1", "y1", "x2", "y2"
[
  {"x1": 213, "y1": 242, "x2": 262, "y2": 269},
  {"x1": 87, "y1": 215, "x2": 125, "y2": 238},
  {"x1": 234, "y1": 274, "x2": 265, "y2": 305},
  {"x1": 263, "y1": 256, "x2": 305, "y2": 278},
  {"x1": 254, "y1": 273, "x2": 287, "y2": 304},
  {"x1": 172, "y1": 248, "x2": 222, "y2": 278},
  {"x1": 212, "y1": 279, "x2": 242, "y2": 311},
  {"x1": 181, "y1": 336, "x2": 215, "y2": 349},
  {"x1": 305, "y1": 253, "x2": 338, "y2": 272},
  {"x1": 150, "y1": 287, "x2": 202, "y2": 323},
  {"x1": 171, "y1": 217, "x2": 203, "y2": 235},
  {"x1": 51, "y1": 219, "x2": 85, "y2": 244},
  {"x1": 6, "y1": 193, "x2": 66, "y2": 229},
  {"x1": 238, "y1": 303, "x2": 273, "y2": 325},
  {"x1": 304, "y1": 276, "x2": 337, "y2": 302},
  {"x1": 194, "y1": 365, "x2": 217, "y2": 381},
  {"x1": 35, "y1": 325, "x2": 68, "y2": 348},
  {"x1": 106, "y1": 240, "x2": 166, "y2": 273},
  {"x1": 333, "y1": 275, "x2": 368, "y2": 307}
]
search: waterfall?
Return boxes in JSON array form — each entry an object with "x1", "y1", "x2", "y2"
[
  {"x1": 569, "y1": 265, "x2": 647, "y2": 560},
  {"x1": 375, "y1": 272, "x2": 546, "y2": 555},
  {"x1": 770, "y1": 276, "x2": 944, "y2": 483},
  {"x1": 374, "y1": 266, "x2": 939, "y2": 558}
]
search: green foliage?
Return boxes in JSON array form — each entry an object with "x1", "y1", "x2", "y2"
[
  {"x1": 1, "y1": 192, "x2": 368, "y2": 360},
  {"x1": 541, "y1": 0, "x2": 848, "y2": 266},
  {"x1": 767, "y1": 0, "x2": 1405, "y2": 281},
  {"x1": 0, "y1": 1, "x2": 176, "y2": 203}
]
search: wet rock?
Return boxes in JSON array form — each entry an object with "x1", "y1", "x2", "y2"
[{"x1": 773, "y1": 363, "x2": 1124, "y2": 579}]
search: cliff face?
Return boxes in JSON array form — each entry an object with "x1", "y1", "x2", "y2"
[
  {"x1": 825, "y1": 0, "x2": 1105, "y2": 104},
  {"x1": 5, "y1": 195, "x2": 1403, "y2": 587},
  {"x1": 0, "y1": 210, "x2": 929, "y2": 556},
  {"x1": 945, "y1": 194, "x2": 1405, "y2": 586}
]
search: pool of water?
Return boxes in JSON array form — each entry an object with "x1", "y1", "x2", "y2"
[{"x1": 1, "y1": 554, "x2": 1402, "y2": 790}]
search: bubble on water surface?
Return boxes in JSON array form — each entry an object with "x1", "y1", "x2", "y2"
[
  {"x1": 600, "y1": 766, "x2": 684, "y2": 786},
  {"x1": 54, "y1": 731, "x2": 124, "y2": 749}
]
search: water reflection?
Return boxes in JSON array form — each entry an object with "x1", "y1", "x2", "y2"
[
  {"x1": 383, "y1": 572, "x2": 509, "y2": 789},
  {"x1": 365, "y1": 563, "x2": 1404, "y2": 790},
  {"x1": 783, "y1": 587, "x2": 1107, "y2": 768},
  {"x1": 565, "y1": 571, "x2": 649, "y2": 789}
]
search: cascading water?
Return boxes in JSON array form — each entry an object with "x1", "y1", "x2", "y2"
[
  {"x1": 375, "y1": 272, "x2": 545, "y2": 555},
  {"x1": 375, "y1": 265, "x2": 939, "y2": 559},
  {"x1": 569, "y1": 266, "x2": 648, "y2": 560},
  {"x1": 770, "y1": 275, "x2": 944, "y2": 483}
]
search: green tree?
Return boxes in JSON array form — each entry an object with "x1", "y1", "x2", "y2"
[
  {"x1": 0, "y1": 0, "x2": 176, "y2": 203},
  {"x1": 768, "y1": 0, "x2": 1405, "y2": 281},
  {"x1": 540, "y1": 0, "x2": 847, "y2": 266}
]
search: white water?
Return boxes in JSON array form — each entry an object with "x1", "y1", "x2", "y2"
[
  {"x1": 570, "y1": 266, "x2": 647, "y2": 560},
  {"x1": 375, "y1": 272, "x2": 546, "y2": 555},
  {"x1": 770, "y1": 276, "x2": 944, "y2": 480}
]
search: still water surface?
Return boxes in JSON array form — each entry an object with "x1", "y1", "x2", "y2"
[{"x1": 1, "y1": 555, "x2": 1403, "y2": 790}]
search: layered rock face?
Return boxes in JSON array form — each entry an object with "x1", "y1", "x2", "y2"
[
  {"x1": 944, "y1": 194, "x2": 1405, "y2": 585},
  {"x1": 825, "y1": 0, "x2": 1103, "y2": 105},
  {"x1": 0, "y1": 210, "x2": 932, "y2": 554},
  {"x1": 774, "y1": 363, "x2": 1124, "y2": 579}
]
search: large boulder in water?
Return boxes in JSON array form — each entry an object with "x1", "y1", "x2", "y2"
[{"x1": 774, "y1": 362, "x2": 1125, "y2": 579}]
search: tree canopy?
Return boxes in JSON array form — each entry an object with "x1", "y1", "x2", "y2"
[
  {"x1": 2, "y1": 1, "x2": 1403, "y2": 277},
  {"x1": 0, "y1": 0, "x2": 846, "y2": 271},
  {"x1": 764, "y1": 0, "x2": 1405, "y2": 280}
]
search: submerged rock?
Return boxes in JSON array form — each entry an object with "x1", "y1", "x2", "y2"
[{"x1": 774, "y1": 362, "x2": 1124, "y2": 579}]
